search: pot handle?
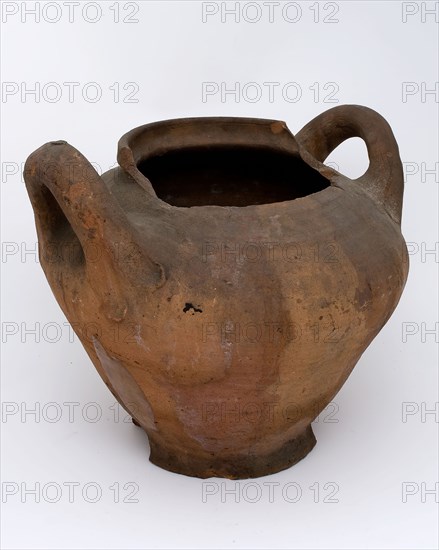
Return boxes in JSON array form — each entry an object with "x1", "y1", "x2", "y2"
[
  {"x1": 24, "y1": 141, "x2": 164, "y2": 320},
  {"x1": 296, "y1": 105, "x2": 404, "y2": 225}
]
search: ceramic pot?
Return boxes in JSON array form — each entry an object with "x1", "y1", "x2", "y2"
[{"x1": 24, "y1": 105, "x2": 408, "y2": 478}]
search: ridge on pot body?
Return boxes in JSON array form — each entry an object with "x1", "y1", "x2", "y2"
[{"x1": 24, "y1": 105, "x2": 409, "y2": 479}]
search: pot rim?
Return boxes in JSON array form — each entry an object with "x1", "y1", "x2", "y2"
[{"x1": 117, "y1": 116, "x2": 343, "y2": 210}]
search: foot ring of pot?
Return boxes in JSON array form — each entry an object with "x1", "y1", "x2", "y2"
[{"x1": 148, "y1": 425, "x2": 317, "y2": 479}]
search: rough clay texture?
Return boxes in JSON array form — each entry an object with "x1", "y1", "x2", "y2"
[{"x1": 24, "y1": 105, "x2": 409, "y2": 478}]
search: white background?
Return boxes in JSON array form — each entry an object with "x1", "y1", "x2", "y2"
[{"x1": 1, "y1": 1, "x2": 438, "y2": 549}]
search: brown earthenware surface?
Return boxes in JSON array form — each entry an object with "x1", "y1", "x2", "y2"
[{"x1": 24, "y1": 106, "x2": 408, "y2": 478}]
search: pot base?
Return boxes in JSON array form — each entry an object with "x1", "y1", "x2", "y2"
[{"x1": 146, "y1": 425, "x2": 317, "y2": 479}]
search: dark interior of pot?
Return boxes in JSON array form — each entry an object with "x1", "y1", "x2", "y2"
[{"x1": 138, "y1": 146, "x2": 330, "y2": 207}]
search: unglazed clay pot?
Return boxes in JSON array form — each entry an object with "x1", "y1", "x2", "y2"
[{"x1": 24, "y1": 105, "x2": 408, "y2": 478}]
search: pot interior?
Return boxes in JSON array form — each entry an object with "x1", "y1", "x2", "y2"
[{"x1": 138, "y1": 146, "x2": 330, "y2": 207}]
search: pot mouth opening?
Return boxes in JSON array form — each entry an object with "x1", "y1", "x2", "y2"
[{"x1": 137, "y1": 145, "x2": 330, "y2": 207}]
